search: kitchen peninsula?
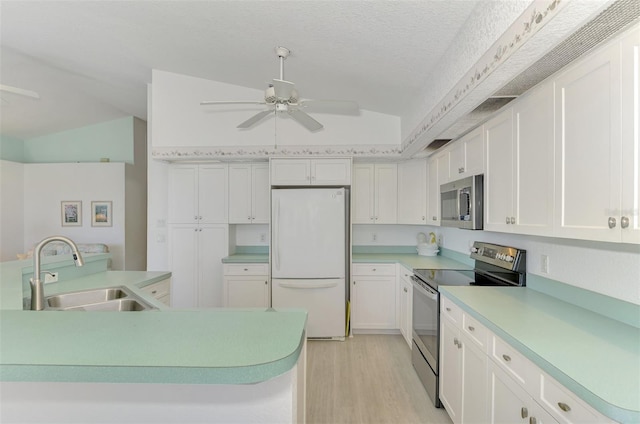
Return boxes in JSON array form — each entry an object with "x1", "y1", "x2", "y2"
[{"x1": 0, "y1": 254, "x2": 307, "y2": 423}]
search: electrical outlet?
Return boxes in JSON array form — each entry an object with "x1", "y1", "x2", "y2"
[
  {"x1": 541, "y1": 255, "x2": 549, "y2": 274},
  {"x1": 44, "y1": 272, "x2": 59, "y2": 284},
  {"x1": 260, "y1": 233, "x2": 267, "y2": 243},
  {"x1": 437, "y1": 234, "x2": 444, "y2": 247},
  {"x1": 372, "y1": 233, "x2": 377, "y2": 242}
]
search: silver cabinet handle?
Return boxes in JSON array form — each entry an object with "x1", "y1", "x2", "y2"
[
  {"x1": 608, "y1": 217, "x2": 617, "y2": 228},
  {"x1": 199, "y1": 216, "x2": 202, "y2": 220},
  {"x1": 529, "y1": 417, "x2": 537, "y2": 424},
  {"x1": 404, "y1": 287, "x2": 408, "y2": 292},
  {"x1": 422, "y1": 216, "x2": 426, "y2": 221},
  {"x1": 468, "y1": 326, "x2": 475, "y2": 332},
  {"x1": 151, "y1": 290, "x2": 157, "y2": 295},
  {"x1": 265, "y1": 281, "x2": 268, "y2": 285},
  {"x1": 243, "y1": 268, "x2": 248, "y2": 271},
  {"x1": 502, "y1": 354, "x2": 511, "y2": 362},
  {"x1": 194, "y1": 215, "x2": 198, "y2": 220},
  {"x1": 432, "y1": 216, "x2": 437, "y2": 221},
  {"x1": 453, "y1": 338, "x2": 459, "y2": 346},
  {"x1": 558, "y1": 402, "x2": 571, "y2": 412},
  {"x1": 510, "y1": 217, "x2": 515, "y2": 224},
  {"x1": 446, "y1": 307, "x2": 451, "y2": 312},
  {"x1": 372, "y1": 268, "x2": 376, "y2": 272},
  {"x1": 621, "y1": 216, "x2": 630, "y2": 229},
  {"x1": 248, "y1": 216, "x2": 252, "y2": 220},
  {"x1": 521, "y1": 407, "x2": 528, "y2": 418},
  {"x1": 506, "y1": 217, "x2": 510, "y2": 224}
]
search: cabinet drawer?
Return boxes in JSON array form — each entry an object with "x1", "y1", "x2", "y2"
[
  {"x1": 223, "y1": 264, "x2": 269, "y2": 275},
  {"x1": 538, "y1": 371, "x2": 612, "y2": 424},
  {"x1": 140, "y1": 278, "x2": 171, "y2": 299},
  {"x1": 491, "y1": 335, "x2": 531, "y2": 387},
  {"x1": 462, "y1": 313, "x2": 488, "y2": 350},
  {"x1": 441, "y1": 295, "x2": 463, "y2": 325},
  {"x1": 352, "y1": 263, "x2": 396, "y2": 276}
]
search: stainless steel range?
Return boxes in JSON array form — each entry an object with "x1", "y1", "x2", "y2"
[{"x1": 410, "y1": 241, "x2": 526, "y2": 407}]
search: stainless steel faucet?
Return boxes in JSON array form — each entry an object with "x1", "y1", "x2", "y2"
[{"x1": 31, "y1": 236, "x2": 84, "y2": 310}]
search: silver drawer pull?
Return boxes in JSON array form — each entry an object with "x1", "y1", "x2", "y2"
[
  {"x1": 502, "y1": 354, "x2": 511, "y2": 362},
  {"x1": 521, "y1": 407, "x2": 528, "y2": 418},
  {"x1": 151, "y1": 290, "x2": 157, "y2": 295},
  {"x1": 453, "y1": 338, "x2": 459, "y2": 347},
  {"x1": 558, "y1": 402, "x2": 571, "y2": 412},
  {"x1": 468, "y1": 326, "x2": 475, "y2": 332},
  {"x1": 446, "y1": 307, "x2": 451, "y2": 312},
  {"x1": 244, "y1": 268, "x2": 249, "y2": 271}
]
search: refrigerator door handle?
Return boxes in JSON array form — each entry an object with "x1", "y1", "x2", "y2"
[
  {"x1": 278, "y1": 281, "x2": 339, "y2": 289},
  {"x1": 274, "y1": 197, "x2": 280, "y2": 271}
]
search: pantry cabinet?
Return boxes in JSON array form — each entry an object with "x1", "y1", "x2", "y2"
[
  {"x1": 168, "y1": 164, "x2": 228, "y2": 224},
  {"x1": 168, "y1": 224, "x2": 228, "y2": 308},
  {"x1": 397, "y1": 159, "x2": 427, "y2": 225},
  {"x1": 270, "y1": 158, "x2": 351, "y2": 186},
  {"x1": 223, "y1": 263, "x2": 269, "y2": 308},
  {"x1": 351, "y1": 264, "x2": 397, "y2": 330},
  {"x1": 228, "y1": 163, "x2": 269, "y2": 224},
  {"x1": 352, "y1": 163, "x2": 398, "y2": 224}
]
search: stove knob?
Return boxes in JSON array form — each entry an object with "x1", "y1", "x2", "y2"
[
  {"x1": 505, "y1": 255, "x2": 514, "y2": 262},
  {"x1": 470, "y1": 247, "x2": 478, "y2": 253},
  {"x1": 497, "y1": 253, "x2": 504, "y2": 260}
]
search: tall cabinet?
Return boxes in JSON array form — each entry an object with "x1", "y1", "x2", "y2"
[{"x1": 168, "y1": 164, "x2": 229, "y2": 308}]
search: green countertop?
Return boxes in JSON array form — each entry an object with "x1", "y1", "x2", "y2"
[
  {"x1": 0, "y1": 256, "x2": 307, "y2": 385},
  {"x1": 441, "y1": 286, "x2": 640, "y2": 423}
]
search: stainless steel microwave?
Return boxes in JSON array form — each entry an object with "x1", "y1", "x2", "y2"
[{"x1": 440, "y1": 175, "x2": 483, "y2": 230}]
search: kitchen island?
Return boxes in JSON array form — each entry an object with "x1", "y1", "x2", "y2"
[{"x1": 0, "y1": 255, "x2": 307, "y2": 423}]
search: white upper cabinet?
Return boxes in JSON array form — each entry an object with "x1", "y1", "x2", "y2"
[
  {"x1": 554, "y1": 37, "x2": 622, "y2": 242},
  {"x1": 484, "y1": 108, "x2": 515, "y2": 233},
  {"x1": 270, "y1": 158, "x2": 351, "y2": 186},
  {"x1": 448, "y1": 125, "x2": 485, "y2": 181},
  {"x1": 427, "y1": 156, "x2": 441, "y2": 225},
  {"x1": 484, "y1": 82, "x2": 554, "y2": 235},
  {"x1": 168, "y1": 164, "x2": 228, "y2": 224},
  {"x1": 352, "y1": 163, "x2": 398, "y2": 224},
  {"x1": 228, "y1": 163, "x2": 269, "y2": 224},
  {"x1": 397, "y1": 159, "x2": 427, "y2": 225},
  {"x1": 620, "y1": 26, "x2": 640, "y2": 244}
]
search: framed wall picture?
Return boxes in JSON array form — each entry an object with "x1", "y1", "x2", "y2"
[
  {"x1": 91, "y1": 201, "x2": 112, "y2": 227},
  {"x1": 61, "y1": 201, "x2": 82, "y2": 227}
]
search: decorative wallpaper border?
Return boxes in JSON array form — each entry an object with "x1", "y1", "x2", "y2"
[
  {"x1": 152, "y1": 144, "x2": 403, "y2": 161},
  {"x1": 402, "y1": 0, "x2": 563, "y2": 152}
]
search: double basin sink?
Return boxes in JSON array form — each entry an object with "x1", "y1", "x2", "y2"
[{"x1": 30, "y1": 286, "x2": 157, "y2": 311}]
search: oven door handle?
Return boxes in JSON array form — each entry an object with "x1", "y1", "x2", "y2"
[{"x1": 411, "y1": 275, "x2": 438, "y2": 300}]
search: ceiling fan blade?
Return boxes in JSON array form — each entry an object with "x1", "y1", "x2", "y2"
[
  {"x1": 299, "y1": 99, "x2": 359, "y2": 115},
  {"x1": 272, "y1": 79, "x2": 295, "y2": 100},
  {"x1": 237, "y1": 110, "x2": 273, "y2": 129},
  {"x1": 0, "y1": 84, "x2": 40, "y2": 99},
  {"x1": 287, "y1": 108, "x2": 323, "y2": 132},
  {"x1": 201, "y1": 100, "x2": 266, "y2": 106}
]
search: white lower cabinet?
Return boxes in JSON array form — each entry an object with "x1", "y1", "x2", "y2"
[
  {"x1": 398, "y1": 265, "x2": 413, "y2": 347},
  {"x1": 168, "y1": 224, "x2": 228, "y2": 308},
  {"x1": 440, "y1": 294, "x2": 613, "y2": 424},
  {"x1": 223, "y1": 263, "x2": 269, "y2": 308},
  {"x1": 350, "y1": 263, "x2": 397, "y2": 330},
  {"x1": 140, "y1": 278, "x2": 171, "y2": 306}
]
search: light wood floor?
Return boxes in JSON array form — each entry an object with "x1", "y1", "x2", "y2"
[{"x1": 306, "y1": 334, "x2": 453, "y2": 424}]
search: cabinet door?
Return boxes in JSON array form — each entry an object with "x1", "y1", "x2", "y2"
[
  {"x1": 460, "y1": 336, "x2": 489, "y2": 424},
  {"x1": 251, "y1": 164, "x2": 270, "y2": 224},
  {"x1": 398, "y1": 159, "x2": 427, "y2": 224},
  {"x1": 197, "y1": 225, "x2": 228, "y2": 308},
  {"x1": 225, "y1": 277, "x2": 269, "y2": 308},
  {"x1": 270, "y1": 159, "x2": 310, "y2": 185},
  {"x1": 398, "y1": 268, "x2": 413, "y2": 347},
  {"x1": 440, "y1": 317, "x2": 462, "y2": 424},
  {"x1": 484, "y1": 108, "x2": 514, "y2": 232},
  {"x1": 374, "y1": 164, "x2": 398, "y2": 224},
  {"x1": 168, "y1": 224, "x2": 199, "y2": 307},
  {"x1": 621, "y1": 26, "x2": 640, "y2": 244},
  {"x1": 311, "y1": 159, "x2": 351, "y2": 185},
  {"x1": 436, "y1": 151, "x2": 450, "y2": 185},
  {"x1": 450, "y1": 126, "x2": 484, "y2": 179},
  {"x1": 351, "y1": 277, "x2": 396, "y2": 329},
  {"x1": 352, "y1": 164, "x2": 375, "y2": 224},
  {"x1": 198, "y1": 165, "x2": 228, "y2": 223},
  {"x1": 514, "y1": 82, "x2": 554, "y2": 236},
  {"x1": 427, "y1": 157, "x2": 440, "y2": 225},
  {"x1": 168, "y1": 165, "x2": 198, "y2": 224},
  {"x1": 554, "y1": 43, "x2": 621, "y2": 242},
  {"x1": 228, "y1": 164, "x2": 252, "y2": 224}
]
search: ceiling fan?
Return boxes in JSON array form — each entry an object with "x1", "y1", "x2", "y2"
[
  {"x1": 201, "y1": 47, "x2": 359, "y2": 132},
  {"x1": 0, "y1": 84, "x2": 40, "y2": 105}
]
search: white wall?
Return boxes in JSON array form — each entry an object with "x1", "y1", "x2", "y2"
[
  {"x1": 353, "y1": 224, "x2": 427, "y2": 247},
  {"x1": 151, "y1": 70, "x2": 401, "y2": 149},
  {"x1": 23, "y1": 163, "x2": 126, "y2": 269},
  {"x1": 0, "y1": 160, "x2": 25, "y2": 260}
]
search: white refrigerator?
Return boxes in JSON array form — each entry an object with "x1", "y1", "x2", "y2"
[{"x1": 271, "y1": 188, "x2": 347, "y2": 339}]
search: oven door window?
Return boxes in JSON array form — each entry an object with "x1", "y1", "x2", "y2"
[{"x1": 412, "y1": 277, "x2": 439, "y2": 372}]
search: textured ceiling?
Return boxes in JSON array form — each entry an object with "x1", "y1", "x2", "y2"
[{"x1": 0, "y1": 0, "x2": 481, "y2": 140}]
